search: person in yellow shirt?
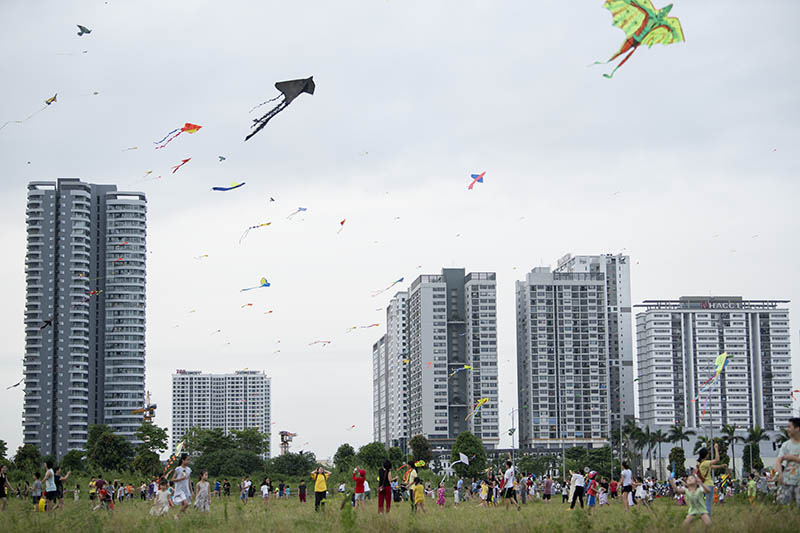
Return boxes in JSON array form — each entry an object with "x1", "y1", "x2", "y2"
[
  {"x1": 413, "y1": 479, "x2": 426, "y2": 513},
  {"x1": 310, "y1": 467, "x2": 331, "y2": 512},
  {"x1": 88, "y1": 478, "x2": 96, "y2": 505},
  {"x1": 696, "y1": 442, "x2": 721, "y2": 517}
]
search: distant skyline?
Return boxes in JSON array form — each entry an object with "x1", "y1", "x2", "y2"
[{"x1": 1, "y1": 1, "x2": 798, "y2": 459}]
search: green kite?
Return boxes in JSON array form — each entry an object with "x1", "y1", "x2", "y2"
[{"x1": 595, "y1": 0, "x2": 684, "y2": 78}]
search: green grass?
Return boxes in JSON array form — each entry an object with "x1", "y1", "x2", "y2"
[{"x1": 2, "y1": 493, "x2": 799, "y2": 532}]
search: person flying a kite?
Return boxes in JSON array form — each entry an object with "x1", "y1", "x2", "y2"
[{"x1": 594, "y1": 1, "x2": 684, "y2": 78}]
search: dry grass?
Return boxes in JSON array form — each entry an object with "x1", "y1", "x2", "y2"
[{"x1": 2, "y1": 492, "x2": 799, "y2": 532}]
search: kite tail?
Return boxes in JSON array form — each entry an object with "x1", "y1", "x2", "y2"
[
  {"x1": 154, "y1": 128, "x2": 179, "y2": 144},
  {"x1": 238, "y1": 228, "x2": 251, "y2": 244},
  {"x1": 244, "y1": 101, "x2": 287, "y2": 142},
  {"x1": 248, "y1": 94, "x2": 283, "y2": 113},
  {"x1": 154, "y1": 131, "x2": 182, "y2": 149}
]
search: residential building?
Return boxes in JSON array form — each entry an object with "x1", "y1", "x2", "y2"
[
  {"x1": 372, "y1": 335, "x2": 389, "y2": 446},
  {"x1": 516, "y1": 265, "x2": 610, "y2": 450},
  {"x1": 635, "y1": 297, "x2": 793, "y2": 431},
  {"x1": 406, "y1": 269, "x2": 499, "y2": 449},
  {"x1": 554, "y1": 254, "x2": 634, "y2": 432},
  {"x1": 171, "y1": 369, "x2": 271, "y2": 456},
  {"x1": 23, "y1": 178, "x2": 147, "y2": 457}
]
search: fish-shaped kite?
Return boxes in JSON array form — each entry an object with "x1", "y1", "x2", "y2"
[
  {"x1": 212, "y1": 182, "x2": 245, "y2": 192},
  {"x1": 594, "y1": 1, "x2": 685, "y2": 78},
  {"x1": 468, "y1": 172, "x2": 485, "y2": 190},
  {"x1": 449, "y1": 365, "x2": 474, "y2": 378},
  {"x1": 465, "y1": 398, "x2": 489, "y2": 421},
  {"x1": 0, "y1": 94, "x2": 57, "y2": 131},
  {"x1": 240, "y1": 277, "x2": 271, "y2": 292},
  {"x1": 286, "y1": 207, "x2": 307, "y2": 220},
  {"x1": 154, "y1": 123, "x2": 202, "y2": 149},
  {"x1": 170, "y1": 158, "x2": 191, "y2": 173},
  {"x1": 239, "y1": 222, "x2": 272, "y2": 244},
  {"x1": 77, "y1": 25, "x2": 92, "y2": 36},
  {"x1": 245, "y1": 76, "x2": 315, "y2": 141},
  {"x1": 371, "y1": 277, "x2": 404, "y2": 297}
]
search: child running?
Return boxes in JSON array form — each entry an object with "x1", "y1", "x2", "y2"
[
  {"x1": 150, "y1": 479, "x2": 173, "y2": 517},
  {"x1": 413, "y1": 479, "x2": 426, "y2": 513},
  {"x1": 669, "y1": 475, "x2": 711, "y2": 530}
]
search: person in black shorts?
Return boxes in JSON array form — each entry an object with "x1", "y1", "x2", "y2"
[
  {"x1": 223, "y1": 479, "x2": 231, "y2": 497},
  {"x1": 620, "y1": 462, "x2": 633, "y2": 511},
  {"x1": 0, "y1": 464, "x2": 10, "y2": 511}
]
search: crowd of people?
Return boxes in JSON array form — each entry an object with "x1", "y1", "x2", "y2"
[{"x1": 1, "y1": 417, "x2": 797, "y2": 524}]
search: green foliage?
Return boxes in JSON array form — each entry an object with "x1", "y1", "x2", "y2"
[
  {"x1": 712, "y1": 438, "x2": 730, "y2": 468},
  {"x1": 339, "y1": 497, "x2": 357, "y2": 531},
  {"x1": 61, "y1": 449, "x2": 87, "y2": 473},
  {"x1": 131, "y1": 450, "x2": 162, "y2": 476},
  {"x1": 334, "y1": 443, "x2": 356, "y2": 472},
  {"x1": 195, "y1": 449, "x2": 265, "y2": 477},
  {"x1": 86, "y1": 424, "x2": 134, "y2": 472},
  {"x1": 668, "y1": 425, "x2": 696, "y2": 451},
  {"x1": 231, "y1": 428, "x2": 269, "y2": 456},
  {"x1": 517, "y1": 454, "x2": 559, "y2": 478},
  {"x1": 450, "y1": 431, "x2": 485, "y2": 479},
  {"x1": 134, "y1": 422, "x2": 169, "y2": 455},
  {"x1": 358, "y1": 442, "x2": 388, "y2": 470},
  {"x1": 0, "y1": 439, "x2": 7, "y2": 460},
  {"x1": 183, "y1": 427, "x2": 236, "y2": 455},
  {"x1": 668, "y1": 446, "x2": 686, "y2": 476},
  {"x1": 266, "y1": 452, "x2": 317, "y2": 477},
  {"x1": 13, "y1": 443, "x2": 41, "y2": 473},
  {"x1": 408, "y1": 435, "x2": 431, "y2": 466},
  {"x1": 741, "y1": 442, "x2": 763, "y2": 473},
  {"x1": 388, "y1": 446, "x2": 404, "y2": 467}
]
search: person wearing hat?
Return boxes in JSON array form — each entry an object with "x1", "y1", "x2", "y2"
[{"x1": 585, "y1": 471, "x2": 599, "y2": 515}]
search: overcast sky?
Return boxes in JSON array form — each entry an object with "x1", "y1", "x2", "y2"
[{"x1": 1, "y1": 1, "x2": 798, "y2": 460}]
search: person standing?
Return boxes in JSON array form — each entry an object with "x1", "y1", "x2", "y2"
[
  {"x1": 310, "y1": 466, "x2": 331, "y2": 511},
  {"x1": 222, "y1": 478, "x2": 231, "y2": 498},
  {"x1": 413, "y1": 479, "x2": 426, "y2": 513},
  {"x1": 32, "y1": 472, "x2": 42, "y2": 511},
  {"x1": 299, "y1": 479, "x2": 307, "y2": 503},
  {"x1": 55, "y1": 466, "x2": 71, "y2": 509},
  {"x1": 240, "y1": 476, "x2": 252, "y2": 504},
  {"x1": 776, "y1": 417, "x2": 800, "y2": 508},
  {"x1": 43, "y1": 461, "x2": 57, "y2": 511},
  {"x1": 503, "y1": 457, "x2": 521, "y2": 511},
  {"x1": 543, "y1": 474, "x2": 553, "y2": 503},
  {"x1": 0, "y1": 465, "x2": 10, "y2": 511},
  {"x1": 150, "y1": 479, "x2": 173, "y2": 517},
  {"x1": 364, "y1": 479, "x2": 371, "y2": 500},
  {"x1": 406, "y1": 465, "x2": 418, "y2": 512},
  {"x1": 619, "y1": 462, "x2": 633, "y2": 511},
  {"x1": 171, "y1": 453, "x2": 193, "y2": 515},
  {"x1": 696, "y1": 442, "x2": 720, "y2": 516},
  {"x1": 609, "y1": 478, "x2": 618, "y2": 500},
  {"x1": 569, "y1": 469, "x2": 585, "y2": 510},
  {"x1": 194, "y1": 471, "x2": 210, "y2": 512},
  {"x1": 352, "y1": 467, "x2": 366, "y2": 510},
  {"x1": 377, "y1": 459, "x2": 395, "y2": 513}
]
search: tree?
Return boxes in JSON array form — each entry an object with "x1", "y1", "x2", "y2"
[
  {"x1": 653, "y1": 430, "x2": 667, "y2": 480},
  {"x1": 668, "y1": 447, "x2": 686, "y2": 477},
  {"x1": 741, "y1": 442, "x2": 764, "y2": 473},
  {"x1": 668, "y1": 425, "x2": 696, "y2": 453},
  {"x1": 0, "y1": 439, "x2": 7, "y2": 460},
  {"x1": 409, "y1": 435, "x2": 431, "y2": 466},
  {"x1": 388, "y1": 446, "x2": 405, "y2": 467},
  {"x1": 134, "y1": 422, "x2": 169, "y2": 455},
  {"x1": 711, "y1": 438, "x2": 730, "y2": 469},
  {"x1": 131, "y1": 451, "x2": 162, "y2": 476},
  {"x1": 183, "y1": 427, "x2": 235, "y2": 455},
  {"x1": 231, "y1": 428, "x2": 270, "y2": 456},
  {"x1": 61, "y1": 449, "x2": 87, "y2": 473},
  {"x1": 196, "y1": 449, "x2": 265, "y2": 477},
  {"x1": 774, "y1": 428, "x2": 790, "y2": 448},
  {"x1": 333, "y1": 443, "x2": 356, "y2": 472},
  {"x1": 266, "y1": 452, "x2": 316, "y2": 477},
  {"x1": 358, "y1": 442, "x2": 389, "y2": 470},
  {"x1": 86, "y1": 424, "x2": 134, "y2": 472},
  {"x1": 451, "y1": 431, "x2": 486, "y2": 479},
  {"x1": 13, "y1": 443, "x2": 41, "y2": 473},
  {"x1": 720, "y1": 424, "x2": 743, "y2": 478}
]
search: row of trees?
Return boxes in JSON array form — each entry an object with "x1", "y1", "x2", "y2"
[{"x1": 620, "y1": 421, "x2": 788, "y2": 479}]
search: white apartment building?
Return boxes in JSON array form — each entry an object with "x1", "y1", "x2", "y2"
[
  {"x1": 635, "y1": 297, "x2": 793, "y2": 431},
  {"x1": 171, "y1": 369, "x2": 271, "y2": 456},
  {"x1": 406, "y1": 269, "x2": 499, "y2": 449},
  {"x1": 554, "y1": 254, "x2": 634, "y2": 431},
  {"x1": 516, "y1": 266, "x2": 611, "y2": 449},
  {"x1": 372, "y1": 336, "x2": 389, "y2": 446}
]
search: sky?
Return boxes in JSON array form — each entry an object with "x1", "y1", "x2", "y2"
[{"x1": 0, "y1": 0, "x2": 798, "y2": 460}]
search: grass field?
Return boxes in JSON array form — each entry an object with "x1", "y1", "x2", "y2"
[{"x1": 2, "y1": 493, "x2": 800, "y2": 532}]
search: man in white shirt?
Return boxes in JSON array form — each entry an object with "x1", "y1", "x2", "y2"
[
  {"x1": 619, "y1": 462, "x2": 633, "y2": 511},
  {"x1": 171, "y1": 453, "x2": 193, "y2": 514},
  {"x1": 503, "y1": 454, "x2": 521, "y2": 511},
  {"x1": 569, "y1": 469, "x2": 585, "y2": 509}
]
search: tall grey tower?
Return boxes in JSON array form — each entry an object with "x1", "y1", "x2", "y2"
[{"x1": 23, "y1": 179, "x2": 147, "y2": 458}]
